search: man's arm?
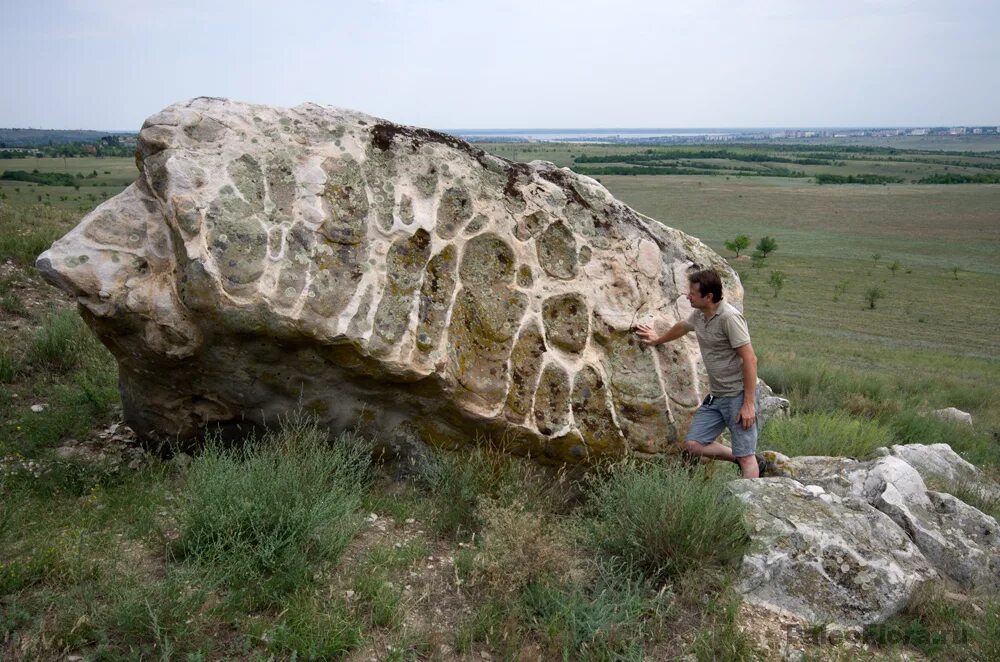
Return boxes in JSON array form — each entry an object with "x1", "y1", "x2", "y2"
[
  {"x1": 735, "y1": 343, "x2": 758, "y2": 430},
  {"x1": 636, "y1": 321, "x2": 691, "y2": 346}
]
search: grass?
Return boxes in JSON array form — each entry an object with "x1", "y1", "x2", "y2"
[
  {"x1": 582, "y1": 460, "x2": 749, "y2": 582},
  {"x1": 169, "y1": 416, "x2": 374, "y2": 607},
  {"x1": 1, "y1": 145, "x2": 998, "y2": 658}
]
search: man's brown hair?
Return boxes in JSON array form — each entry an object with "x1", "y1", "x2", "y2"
[{"x1": 688, "y1": 269, "x2": 723, "y2": 303}]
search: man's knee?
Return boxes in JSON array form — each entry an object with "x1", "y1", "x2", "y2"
[{"x1": 683, "y1": 439, "x2": 710, "y2": 454}]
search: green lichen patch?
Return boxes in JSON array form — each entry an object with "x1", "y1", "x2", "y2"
[
  {"x1": 515, "y1": 211, "x2": 548, "y2": 241},
  {"x1": 205, "y1": 189, "x2": 267, "y2": 288},
  {"x1": 536, "y1": 220, "x2": 578, "y2": 280},
  {"x1": 266, "y1": 155, "x2": 296, "y2": 223},
  {"x1": 273, "y1": 223, "x2": 313, "y2": 307},
  {"x1": 435, "y1": 186, "x2": 473, "y2": 239},
  {"x1": 304, "y1": 242, "x2": 366, "y2": 320},
  {"x1": 459, "y1": 233, "x2": 515, "y2": 289},
  {"x1": 572, "y1": 364, "x2": 626, "y2": 457},
  {"x1": 503, "y1": 320, "x2": 547, "y2": 423},
  {"x1": 370, "y1": 229, "x2": 432, "y2": 353},
  {"x1": 463, "y1": 213, "x2": 488, "y2": 235},
  {"x1": 415, "y1": 244, "x2": 457, "y2": 354},
  {"x1": 228, "y1": 154, "x2": 266, "y2": 211},
  {"x1": 398, "y1": 194, "x2": 415, "y2": 225},
  {"x1": 83, "y1": 207, "x2": 147, "y2": 249},
  {"x1": 319, "y1": 156, "x2": 369, "y2": 245},
  {"x1": 533, "y1": 362, "x2": 571, "y2": 436},
  {"x1": 541, "y1": 293, "x2": 589, "y2": 353},
  {"x1": 447, "y1": 287, "x2": 527, "y2": 407},
  {"x1": 516, "y1": 264, "x2": 533, "y2": 288}
]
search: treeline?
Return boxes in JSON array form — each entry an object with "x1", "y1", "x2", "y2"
[
  {"x1": 573, "y1": 165, "x2": 808, "y2": 178},
  {"x1": 916, "y1": 173, "x2": 1000, "y2": 184},
  {"x1": 814, "y1": 174, "x2": 902, "y2": 184},
  {"x1": 1, "y1": 170, "x2": 78, "y2": 186},
  {"x1": 574, "y1": 150, "x2": 834, "y2": 165}
]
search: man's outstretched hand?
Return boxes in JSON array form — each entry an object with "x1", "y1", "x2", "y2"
[{"x1": 635, "y1": 324, "x2": 659, "y2": 346}]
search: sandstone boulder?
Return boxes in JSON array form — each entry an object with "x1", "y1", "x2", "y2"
[
  {"x1": 931, "y1": 407, "x2": 973, "y2": 426},
  {"x1": 37, "y1": 98, "x2": 740, "y2": 463}
]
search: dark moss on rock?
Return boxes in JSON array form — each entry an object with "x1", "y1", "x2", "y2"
[
  {"x1": 415, "y1": 244, "x2": 458, "y2": 354},
  {"x1": 435, "y1": 186, "x2": 473, "y2": 239},
  {"x1": 503, "y1": 321, "x2": 547, "y2": 423},
  {"x1": 370, "y1": 229, "x2": 432, "y2": 353},
  {"x1": 541, "y1": 293, "x2": 588, "y2": 353},
  {"x1": 536, "y1": 221, "x2": 578, "y2": 280},
  {"x1": 572, "y1": 365, "x2": 626, "y2": 456},
  {"x1": 533, "y1": 363, "x2": 571, "y2": 436},
  {"x1": 320, "y1": 156, "x2": 369, "y2": 244}
]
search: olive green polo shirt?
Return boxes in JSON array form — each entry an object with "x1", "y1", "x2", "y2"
[{"x1": 685, "y1": 301, "x2": 752, "y2": 396}]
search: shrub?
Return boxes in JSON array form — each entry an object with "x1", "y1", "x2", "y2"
[
  {"x1": 864, "y1": 286, "x2": 885, "y2": 309},
  {"x1": 170, "y1": 415, "x2": 373, "y2": 606},
  {"x1": 767, "y1": 270, "x2": 786, "y2": 298},
  {"x1": 472, "y1": 499, "x2": 584, "y2": 596},
  {"x1": 259, "y1": 591, "x2": 363, "y2": 659},
  {"x1": 582, "y1": 461, "x2": 748, "y2": 581},
  {"x1": 724, "y1": 234, "x2": 751, "y2": 257},
  {"x1": 419, "y1": 444, "x2": 566, "y2": 539},
  {"x1": 754, "y1": 235, "x2": 777, "y2": 258},
  {"x1": 28, "y1": 308, "x2": 94, "y2": 371}
]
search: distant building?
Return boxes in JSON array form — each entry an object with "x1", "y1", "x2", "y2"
[{"x1": 949, "y1": 127, "x2": 966, "y2": 135}]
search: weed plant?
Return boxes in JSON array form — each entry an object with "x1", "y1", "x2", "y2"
[
  {"x1": 170, "y1": 415, "x2": 374, "y2": 607},
  {"x1": 582, "y1": 460, "x2": 748, "y2": 582}
]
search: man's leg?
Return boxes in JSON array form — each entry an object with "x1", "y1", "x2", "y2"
[
  {"x1": 683, "y1": 397, "x2": 732, "y2": 463},
  {"x1": 683, "y1": 439, "x2": 736, "y2": 462},
  {"x1": 728, "y1": 389, "x2": 761, "y2": 479},
  {"x1": 734, "y1": 453, "x2": 759, "y2": 479}
]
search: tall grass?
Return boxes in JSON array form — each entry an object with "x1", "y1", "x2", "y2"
[
  {"x1": 582, "y1": 461, "x2": 748, "y2": 582},
  {"x1": 760, "y1": 411, "x2": 892, "y2": 458},
  {"x1": 170, "y1": 415, "x2": 373, "y2": 606},
  {"x1": 0, "y1": 201, "x2": 75, "y2": 266}
]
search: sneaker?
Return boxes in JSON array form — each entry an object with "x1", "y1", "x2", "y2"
[{"x1": 755, "y1": 453, "x2": 772, "y2": 477}]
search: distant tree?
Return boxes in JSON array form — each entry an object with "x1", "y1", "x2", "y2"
[
  {"x1": 832, "y1": 281, "x2": 849, "y2": 302},
  {"x1": 864, "y1": 286, "x2": 884, "y2": 309},
  {"x1": 889, "y1": 260, "x2": 901, "y2": 276},
  {"x1": 755, "y1": 236, "x2": 778, "y2": 258},
  {"x1": 951, "y1": 266, "x2": 961, "y2": 280},
  {"x1": 724, "y1": 234, "x2": 751, "y2": 257},
  {"x1": 872, "y1": 253, "x2": 881, "y2": 267},
  {"x1": 768, "y1": 271, "x2": 786, "y2": 298}
]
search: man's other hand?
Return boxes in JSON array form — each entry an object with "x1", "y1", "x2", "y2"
[
  {"x1": 738, "y1": 401, "x2": 756, "y2": 430},
  {"x1": 635, "y1": 324, "x2": 658, "y2": 346}
]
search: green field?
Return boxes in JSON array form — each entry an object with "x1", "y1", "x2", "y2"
[{"x1": 2, "y1": 149, "x2": 999, "y2": 659}]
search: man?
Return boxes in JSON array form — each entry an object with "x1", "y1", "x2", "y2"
[{"x1": 636, "y1": 269, "x2": 766, "y2": 478}]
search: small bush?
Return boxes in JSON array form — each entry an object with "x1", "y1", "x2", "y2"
[
  {"x1": 419, "y1": 445, "x2": 565, "y2": 539},
  {"x1": 0, "y1": 345, "x2": 21, "y2": 381},
  {"x1": 472, "y1": 499, "x2": 585, "y2": 596},
  {"x1": 28, "y1": 308, "x2": 95, "y2": 371},
  {"x1": 760, "y1": 411, "x2": 891, "y2": 458},
  {"x1": 170, "y1": 415, "x2": 373, "y2": 606},
  {"x1": 582, "y1": 461, "x2": 748, "y2": 581}
]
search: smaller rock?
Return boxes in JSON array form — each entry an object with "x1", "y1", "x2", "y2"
[
  {"x1": 30, "y1": 404, "x2": 48, "y2": 413},
  {"x1": 932, "y1": 407, "x2": 973, "y2": 426}
]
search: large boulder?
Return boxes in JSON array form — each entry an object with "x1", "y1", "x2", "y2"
[
  {"x1": 36, "y1": 97, "x2": 739, "y2": 463},
  {"x1": 729, "y1": 478, "x2": 935, "y2": 626},
  {"x1": 764, "y1": 451, "x2": 1000, "y2": 592}
]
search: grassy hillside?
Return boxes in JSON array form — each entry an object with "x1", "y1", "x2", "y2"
[{"x1": 1, "y1": 152, "x2": 998, "y2": 659}]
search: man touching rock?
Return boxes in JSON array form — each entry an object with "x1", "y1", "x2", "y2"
[{"x1": 636, "y1": 269, "x2": 767, "y2": 478}]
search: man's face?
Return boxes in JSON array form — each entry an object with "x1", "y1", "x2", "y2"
[{"x1": 687, "y1": 282, "x2": 712, "y2": 310}]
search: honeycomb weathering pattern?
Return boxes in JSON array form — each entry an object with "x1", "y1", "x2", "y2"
[{"x1": 36, "y1": 97, "x2": 743, "y2": 463}]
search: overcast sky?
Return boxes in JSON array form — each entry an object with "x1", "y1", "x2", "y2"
[{"x1": 2, "y1": 0, "x2": 998, "y2": 130}]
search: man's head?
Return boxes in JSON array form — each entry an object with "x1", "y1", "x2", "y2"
[{"x1": 687, "y1": 269, "x2": 723, "y2": 309}]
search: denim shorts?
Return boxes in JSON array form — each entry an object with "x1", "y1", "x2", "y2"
[{"x1": 686, "y1": 384, "x2": 761, "y2": 458}]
